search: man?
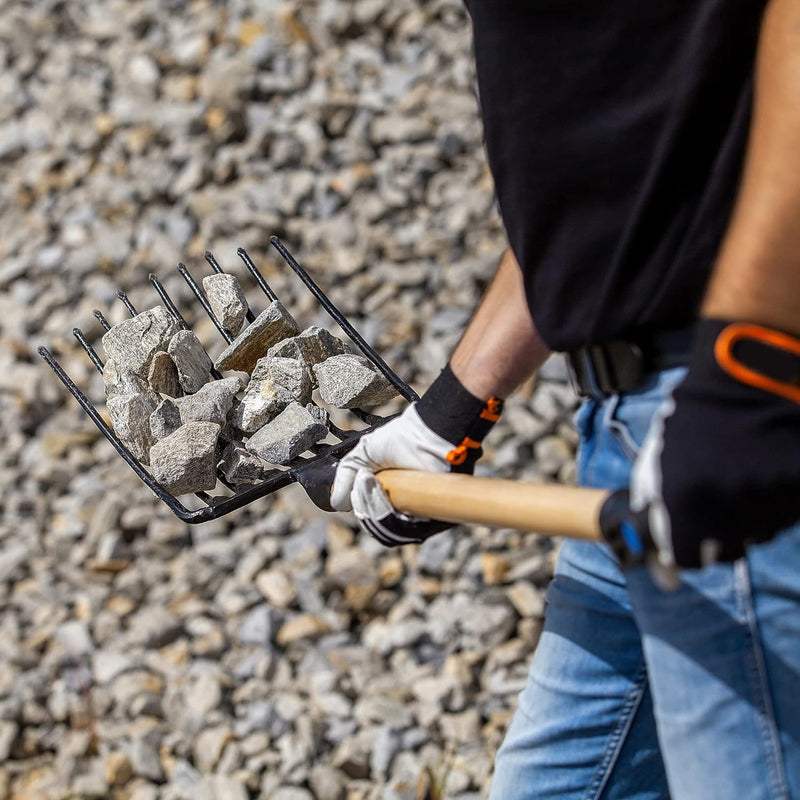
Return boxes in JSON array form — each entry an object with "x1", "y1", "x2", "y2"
[{"x1": 332, "y1": 0, "x2": 800, "y2": 797}]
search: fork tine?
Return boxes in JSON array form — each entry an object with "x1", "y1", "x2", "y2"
[
  {"x1": 177, "y1": 262, "x2": 232, "y2": 344},
  {"x1": 237, "y1": 247, "x2": 279, "y2": 304},
  {"x1": 93, "y1": 309, "x2": 111, "y2": 332},
  {"x1": 73, "y1": 328, "x2": 104, "y2": 373},
  {"x1": 117, "y1": 290, "x2": 137, "y2": 317},
  {"x1": 269, "y1": 236, "x2": 419, "y2": 402},
  {"x1": 148, "y1": 273, "x2": 190, "y2": 330}
]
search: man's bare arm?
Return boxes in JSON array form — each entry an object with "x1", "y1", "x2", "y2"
[
  {"x1": 702, "y1": 0, "x2": 800, "y2": 331},
  {"x1": 450, "y1": 248, "x2": 550, "y2": 400}
]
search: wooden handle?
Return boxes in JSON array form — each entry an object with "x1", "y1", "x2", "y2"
[{"x1": 376, "y1": 470, "x2": 608, "y2": 541}]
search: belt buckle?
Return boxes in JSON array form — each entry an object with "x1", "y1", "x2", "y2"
[
  {"x1": 566, "y1": 341, "x2": 644, "y2": 397},
  {"x1": 566, "y1": 348, "x2": 604, "y2": 397}
]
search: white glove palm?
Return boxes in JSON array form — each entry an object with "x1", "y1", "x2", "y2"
[{"x1": 330, "y1": 404, "x2": 455, "y2": 546}]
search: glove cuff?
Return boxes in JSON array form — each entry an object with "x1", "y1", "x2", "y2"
[
  {"x1": 697, "y1": 317, "x2": 800, "y2": 406},
  {"x1": 416, "y1": 363, "x2": 504, "y2": 448}
]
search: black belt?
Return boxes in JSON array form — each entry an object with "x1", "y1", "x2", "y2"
[{"x1": 565, "y1": 328, "x2": 694, "y2": 398}]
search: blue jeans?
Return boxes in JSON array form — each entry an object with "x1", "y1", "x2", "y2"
[{"x1": 490, "y1": 367, "x2": 800, "y2": 800}]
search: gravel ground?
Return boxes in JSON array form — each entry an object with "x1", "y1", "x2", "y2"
[{"x1": 0, "y1": 2, "x2": 579, "y2": 798}]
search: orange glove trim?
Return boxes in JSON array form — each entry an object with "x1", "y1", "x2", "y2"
[
  {"x1": 446, "y1": 437, "x2": 482, "y2": 466},
  {"x1": 715, "y1": 322, "x2": 800, "y2": 406}
]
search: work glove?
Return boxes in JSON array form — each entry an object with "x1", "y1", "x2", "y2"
[
  {"x1": 331, "y1": 364, "x2": 503, "y2": 547},
  {"x1": 630, "y1": 318, "x2": 800, "y2": 569}
]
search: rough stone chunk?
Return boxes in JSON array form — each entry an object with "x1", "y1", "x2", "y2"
[
  {"x1": 107, "y1": 392, "x2": 160, "y2": 464},
  {"x1": 168, "y1": 330, "x2": 214, "y2": 393},
  {"x1": 231, "y1": 378, "x2": 293, "y2": 434},
  {"x1": 202, "y1": 273, "x2": 248, "y2": 336},
  {"x1": 313, "y1": 354, "x2": 398, "y2": 409},
  {"x1": 150, "y1": 399, "x2": 182, "y2": 441},
  {"x1": 147, "y1": 351, "x2": 182, "y2": 397},
  {"x1": 245, "y1": 402, "x2": 328, "y2": 465},
  {"x1": 267, "y1": 326, "x2": 347, "y2": 385},
  {"x1": 215, "y1": 301, "x2": 299, "y2": 373},
  {"x1": 306, "y1": 403, "x2": 329, "y2": 428},
  {"x1": 102, "y1": 306, "x2": 179, "y2": 378},
  {"x1": 252, "y1": 356, "x2": 312, "y2": 405},
  {"x1": 174, "y1": 377, "x2": 243, "y2": 426},
  {"x1": 150, "y1": 422, "x2": 221, "y2": 496},
  {"x1": 103, "y1": 358, "x2": 148, "y2": 397},
  {"x1": 219, "y1": 441, "x2": 269, "y2": 485}
]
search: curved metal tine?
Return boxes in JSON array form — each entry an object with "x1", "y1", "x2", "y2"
[
  {"x1": 37, "y1": 345, "x2": 195, "y2": 515},
  {"x1": 148, "y1": 273, "x2": 191, "y2": 331},
  {"x1": 177, "y1": 262, "x2": 232, "y2": 344},
  {"x1": 237, "y1": 247, "x2": 279, "y2": 304},
  {"x1": 117, "y1": 290, "x2": 137, "y2": 317},
  {"x1": 268, "y1": 236, "x2": 419, "y2": 402},
  {"x1": 93, "y1": 309, "x2": 111, "y2": 332},
  {"x1": 204, "y1": 250, "x2": 225, "y2": 274},
  {"x1": 73, "y1": 328, "x2": 104, "y2": 373},
  {"x1": 351, "y1": 408, "x2": 389, "y2": 427},
  {"x1": 327, "y1": 421, "x2": 356, "y2": 441}
]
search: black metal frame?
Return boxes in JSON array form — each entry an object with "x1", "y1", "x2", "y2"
[{"x1": 38, "y1": 236, "x2": 418, "y2": 523}]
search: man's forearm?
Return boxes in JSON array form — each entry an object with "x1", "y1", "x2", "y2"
[
  {"x1": 702, "y1": 0, "x2": 800, "y2": 333},
  {"x1": 450, "y1": 248, "x2": 549, "y2": 400}
]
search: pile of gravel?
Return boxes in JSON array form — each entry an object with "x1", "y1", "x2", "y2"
[{"x1": 0, "y1": 1, "x2": 579, "y2": 798}]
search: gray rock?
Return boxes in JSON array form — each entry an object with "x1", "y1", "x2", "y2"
[
  {"x1": 282, "y1": 519, "x2": 330, "y2": 560},
  {"x1": 534, "y1": 434, "x2": 573, "y2": 477},
  {"x1": 102, "y1": 306, "x2": 179, "y2": 378},
  {"x1": 245, "y1": 402, "x2": 328, "y2": 465},
  {"x1": 252, "y1": 356, "x2": 312, "y2": 405},
  {"x1": 238, "y1": 606, "x2": 276, "y2": 647},
  {"x1": 175, "y1": 377, "x2": 243, "y2": 426},
  {"x1": 203, "y1": 776, "x2": 249, "y2": 800},
  {"x1": 370, "y1": 725, "x2": 401, "y2": 777},
  {"x1": 150, "y1": 399, "x2": 182, "y2": 441},
  {"x1": 127, "y1": 606, "x2": 183, "y2": 648},
  {"x1": 309, "y1": 764, "x2": 346, "y2": 800},
  {"x1": 55, "y1": 621, "x2": 93, "y2": 656},
  {"x1": 219, "y1": 441, "x2": 268, "y2": 485},
  {"x1": 267, "y1": 326, "x2": 347, "y2": 385},
  {"x1": 0, "y1": 721, "x2": 18, "y2": 762},
  {"x1": 215, "y1": 301, "x2": 299, "y2": 373},
  {"x1": 203, "y1": 273, "x2": 248, "y2": 336},
  {"x1": 0, "y1": 543, "x2": 29, "y2": 583},
  {"x1": 107, "y1": 392, "x2": 160, "y2": 464},
  {"x1": 306, "y1": 403, "x2": 329, "y2": 428},
  {"x1": 272, "y1": 789, "x2": 313, "y2": 800},
  {"x1": 460, "y1": 602, "x2": 517, "y2": 650},
  {"x1": 130, "y1": 737, "x2": 164, "y2": 782},
  {"x1": 234, "y1": 700, "x2": 281, "y2": 738},
  {"x1": 313, "y1": 353, "x2": 398, "y2": 409},
  {"x1": 230, "y1": 377, "x2": 293, "y2": 434},
  {"x1": 103, "y1": 358, "x2": 148, "y2": 397},
  {"x1": 93, "y1": 651, "x2": 136, "y2": 684},
  {"x1": 147, "y1": 351, "x2": 182, "y2": 397},
  {"x1": 149, "y1": 422, "x2": 221, "y2": 496},
  {"x1": 194, "y1": 724, "x2": 232, "y2": 773},
  {"x1": 168, "y1": 330, "x2": 214, "y2": 393},
  {"x1": 416, "y1": 529, "x2": 455, "y2": 574}
]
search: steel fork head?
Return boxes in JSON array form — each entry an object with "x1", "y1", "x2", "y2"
[{"x1": 39, "y1": 237, "x2": 418, "y2": 523}]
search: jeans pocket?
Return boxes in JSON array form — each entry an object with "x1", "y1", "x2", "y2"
[{"x1": 603, "y1": 394, "x2": 646, "y2": 462}]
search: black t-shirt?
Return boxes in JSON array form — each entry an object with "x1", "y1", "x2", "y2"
[{"x1": 464, "y1": 0, "x2": 767, "y2": 352}]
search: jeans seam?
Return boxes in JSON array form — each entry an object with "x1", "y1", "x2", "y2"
[
  {"x1": 602, "y1": 394, "x2": 641, "y2": 462},
  {"x1": 735, "y1": 559, "x2": 790, "y2": 800},
  {"x1": 582, "y1": 661, "x2": 649, "y2": 800}
]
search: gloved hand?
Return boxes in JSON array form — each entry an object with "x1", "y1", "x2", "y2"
[
  {"x1": 331, "y1": 365, "x2": 503, "y2": 547},
  {"x1": 630, "y1": 318, "x2": 800, "y2": 569}
]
